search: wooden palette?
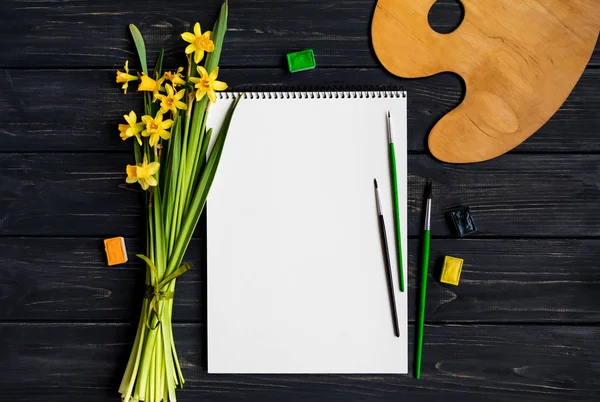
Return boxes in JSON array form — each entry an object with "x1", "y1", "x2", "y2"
[{"x1": 372, "y1": 0, "x2": 600, "y2": 163}]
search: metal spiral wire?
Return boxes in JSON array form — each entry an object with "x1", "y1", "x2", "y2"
[{"x1": 217, "y1": 87, "x2": 406, "y2": 100}]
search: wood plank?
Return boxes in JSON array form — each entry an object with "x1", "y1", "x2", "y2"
[
  {"x1": 1, "y1": 237, "x2": 599, "y2": 323},
  {"x1": 1, "y1": 68, "x2": 598, "y2": 153},
  {"x1": 0, "y1": 237, "x2": 204, "y2": 322},
  {"x1": 0, "y1": 153, "x2": 142, "y2": 237},
  {"x1": 1, "y1": 323, "x2": 598, "y2": 401},
  {"x1": 2, "y1": 153, "x2": 600, "y2": 237},
  {"x1": 0, "y1": 0, "x2": 597, "y2": 68}
]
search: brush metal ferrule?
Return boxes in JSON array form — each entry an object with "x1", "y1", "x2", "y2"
[
  {"x1": 375, "y1": 185, "x2": 384, "y2": 215},
  {"x1": 424, "y1": 198, "x2": 431, "y2": 231}
]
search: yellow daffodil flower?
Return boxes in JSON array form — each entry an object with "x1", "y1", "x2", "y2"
[
  {"x1": 115, "y1": 61, "x2": 138, "y2": 94},
  {"x1": 126, "y1": 154, "x2": 160, "y2": 191},
  {"x1": 155, "y1": 84, "x2": 187, "y2": 115},
  {"x1": 138, "y1": 73, "x2": 165, "y2": 100},
  {"x1": 163, "y1": 67, "x2": 186, "y2": 87},
  {"x1": 189, "y1": 66, "x2": 227, "y2": 103},
  {"x1": 141, "y1": 112, "x2": 173, "y2": 147},
  {"x1": 118, "y1": 111, "x2": 145, "y2": 145},
  {"x1": 181, "y1": 22, "x2": 215, "y2": 64}
]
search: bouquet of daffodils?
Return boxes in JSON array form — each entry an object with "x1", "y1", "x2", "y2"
[{"x1": 115, "y1": 2, "x2": 239, "y2": 401}]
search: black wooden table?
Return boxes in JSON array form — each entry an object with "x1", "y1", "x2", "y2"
[{"x1": 1, "y1": 1, "x2": 599, "y2": 401}]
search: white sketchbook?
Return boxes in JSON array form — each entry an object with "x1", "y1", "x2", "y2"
[{"x1": 206, "y1": 90, "x2": 408, "y2": 374}]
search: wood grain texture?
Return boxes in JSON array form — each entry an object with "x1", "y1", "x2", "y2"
[
  {"x1": 0, "y1": 1, "x2": 599, "y2": 401},
  {"x1": 1, "y1": 237, "x2": 599, "y2": 323},
  {"x1": 372, "y1": 0, "x2": 600, "y2": 163},
  {"x1": 2, "y1": 153, "x2": 600, "y2": 237},
  {"x1": 1, "y1": 323, "x2": 599, "y2": 402},
  {"x1": 0, "y1": 0, "x2": 598, "y2": 69},
  {"x1": 1, "y1": 68, "x2": 599, "y2": 153}
]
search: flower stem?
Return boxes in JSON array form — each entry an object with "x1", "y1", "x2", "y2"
[
  {"x1": 163, "y1": 114, "x2": 180, "y2": 247},
  {"x1": 153, "y1": 185, "x2": 166, "y2": 278},
  {"x1": 136, "y1": 323, "x2": 158, "y2": 400},
  {"x1": 186, "y1": 104, "x2": 209, "y2": 211}
]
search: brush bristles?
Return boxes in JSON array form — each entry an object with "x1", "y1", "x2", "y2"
[{"x1": 425, "y1": 181, "x2": 432, "y2": 199}]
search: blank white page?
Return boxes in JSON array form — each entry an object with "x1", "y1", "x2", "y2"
[{"x1": 206, "y1": 91, "x2": 407, "y2": 374}]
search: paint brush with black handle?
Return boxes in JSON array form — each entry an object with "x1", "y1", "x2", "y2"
[{"x1": 374, "y1": 179, "x2": 400, "y2": 338}]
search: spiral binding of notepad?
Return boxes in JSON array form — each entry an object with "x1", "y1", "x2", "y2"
[{"x1": 216, "y1": 87, "x2": 406, "y2": 100}]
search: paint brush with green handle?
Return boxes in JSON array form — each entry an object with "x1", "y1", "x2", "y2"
[{"x1": 415, "y1": 180, "x2": 432, "y2": 379}]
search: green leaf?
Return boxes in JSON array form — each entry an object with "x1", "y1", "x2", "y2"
[
  {"x1": 153, "y1": 48, "x2": 165, "y2": 80},
  {"x1": 161, "y1": 116, "x2": 176, "y2": 199},
  {"x1": 133, "y1": 139, "x2": 142, "y2": 165},
  {"x1": 137, "y1": 254, "x2": 159, "y2": 287},
  {"x1": 165, "y1": 116, "x2": 182, "y2": 254},
  {"x1": 184, "y1": 97, "x2": 208, "y2": 196},
  {"x1": 197, "y1": 128, "x2": 213, "y2": 173},
  {"x1": 129, "y1": 24, "x2": 148, "y2": 74},
  {"x1": 204, "y1": 1, "x2": 228, "y2": 73},
  {"x1": 184, "y1": 98, "x2": 209, "y2": 211},
  {"x1": 152, "y1": 185, "x2": 166, "y2": 277},
  {"x1": 158, "y1": 262, "x2": 193, "y2": 289},
  {"x1": 166, "y1": 94, "x2": 241, "y2": 275}
]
